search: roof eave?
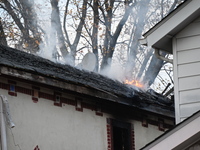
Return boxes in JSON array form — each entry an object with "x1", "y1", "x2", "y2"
[
  {"x1": 141, "y1": 0, "x2": 200, "y2": 54},
  {"x1": 141, "y1": 110, "x2": 200, "y2": 150}
]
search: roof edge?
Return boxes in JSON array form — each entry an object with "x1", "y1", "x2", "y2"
[
  {"x1": 143, "y1": 0, "x2": 191, "y2": 37},
  {"x1": 141, "y1": 110, "x2": 200, "y2": 150}
]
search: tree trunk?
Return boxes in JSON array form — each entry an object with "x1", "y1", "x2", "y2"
[
  {"x1": 137, "y1": 48, "x2": 153, "y2": 79},
  {"x1": 142, "y1": 51, "x2": 166, "y2": 87},
  {"x1": 125, "y1": 0, "x2": 151, "y2": 79},
  {"x1": 2, "y1": 0, "x2": 41, "y2": 53},
  {"x1": 141, "y1": 0, "x2": 179, "y2": 87},
  {"x1": 100, "y1": 1, "x2": 136, "y2": 71},
  {"x1": 0, "y1": 18, "x2": 7, "y2": 46},
  {"x1": 51, "y1": 0, "x2": 68, "y2": 58},
  {"x1": 92, "y1": 0, "x2": 100, "y2": 72},
  {"x1": 63, "y1": 0, "x2": 87, "y2": 65}
]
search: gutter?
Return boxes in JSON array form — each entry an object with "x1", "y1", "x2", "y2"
[
  {"x1": 155, "y1": 49, "x2": 173, "y2": 64},
  {"x1": 0, "y1": 95, "x2": 15, "y2": 150},
  {"x1": 139, "y1": 38, "x2": 173, "y2": 63}
]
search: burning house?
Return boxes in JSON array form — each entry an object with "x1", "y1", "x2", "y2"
[
  {"x1": 140, "y1": 0, "x2": 200, "y2": 149},
  {"x1": 0, "y1": 44, "x2": 174, "y2": 150}
]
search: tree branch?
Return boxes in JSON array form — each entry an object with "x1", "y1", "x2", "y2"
[{"x1": 63, "y1": 0, "x2": 71, "y2": 47}]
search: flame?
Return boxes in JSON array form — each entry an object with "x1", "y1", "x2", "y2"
[{"x1": 124, "y1": 79, "x2": 143, "y2": 88}]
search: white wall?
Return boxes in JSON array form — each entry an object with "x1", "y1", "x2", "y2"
[
  {"x1": 0, "y1": 78, "x2": 167, "y2": 150},
  {"x1": 0, "y1": 90, "x2": 108, "y2": 150},
  {"x1": 173, "y1": 16, "x2": 200, "y2": 123},
  {"x1": 134, "y1": 121, "x2": 165, "y2": 150}
]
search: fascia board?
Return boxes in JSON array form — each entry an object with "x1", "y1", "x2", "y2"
[
  {"x1": 143, "y1": 0, "x2": 200, "y2": 50},
  {"x1": 141, "y1": 111, "x2": 200, "y2": 150}
]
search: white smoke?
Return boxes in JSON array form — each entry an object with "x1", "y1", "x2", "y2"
[
  {"x1": 100, "y1": 61, "x2": 126, "y2": 83},
  {"x1": 38, "y1": 26, "x2": 57, "y2": 62}
]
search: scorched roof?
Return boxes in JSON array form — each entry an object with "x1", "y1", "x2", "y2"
[{"x1": 0, "y1": 44, "x2": 174, "y2": 118}]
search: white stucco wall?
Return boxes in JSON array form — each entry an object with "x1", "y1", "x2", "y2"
[
  {"x1": 0, "y1": 90, "x2": 108, "y2": 150},
  {"x1": 0, "y1": 78, "x2": 168, "y2": 150},
  {"x1": 134, "y1": 121, "x2": 165, "y2": 150},
  {"x1": 173, "y1": 16, "x2": 200, "y2": 123}
]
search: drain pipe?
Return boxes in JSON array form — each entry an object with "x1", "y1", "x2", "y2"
[
  {"x1": 0, "y1": 95, "x2": 15, "y2": 150},
  {"x1": 0, "y1": 95, "x2": 7, "y2": 150},
  {"x1": 155, "y1": 49, "x2": 173, "y2": 64}
]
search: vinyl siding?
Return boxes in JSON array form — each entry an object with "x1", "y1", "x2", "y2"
[
  {"x1": 180, "y1": 89, "x2": 200, "y2": 104},
  {"x1": 174, "y1": 16, "x2": 200, "y2": 123},
  {"x1": 177, "y1": 48, "x2": 200, "y2": 65},
  {"x1": 178, "y1": 62, "x2": 200, "y2": 78}
]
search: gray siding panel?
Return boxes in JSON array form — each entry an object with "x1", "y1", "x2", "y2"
[
  {"x1": 176, "y1": 22, "x2": 200, "y2": 38},
  {"x1": 180, "y1": 103, "x2": 200, "y2": 118},
  {"x1": 177, "y1": 48, "x2": 200, "y2": 64},
  {"x1": 179, "y1": 76, "x2": 200, "y2": 91},
  {"x1": 176, "y1": 35, "x2": 200, "y2": 51},
  {"x1": 173, "y1": 15, "x2": 200, "y2": 123},
  {"x1": 178, "y1": 62, "x2": 200, "y2": 77},
  {"x1": 180, "y1": 89, "x2": 200, "y2": 104}
]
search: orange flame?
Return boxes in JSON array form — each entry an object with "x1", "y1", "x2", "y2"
[{"x1": 124, "y1": 79, "x2": 143, "y2": 88}]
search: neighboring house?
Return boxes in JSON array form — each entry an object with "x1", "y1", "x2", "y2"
[
  {"x1": 0, "y1": 44, "x2": 174, "y2": 150},
  {"x1": 141, "y1": 110, "x2": 200, "y2": 150},
  {"x1": 140, "y1": 0, "x2": 200, "y2": 149},
  {"x1": 140, "y1": 0, "x2": 200, "y2": 124}
]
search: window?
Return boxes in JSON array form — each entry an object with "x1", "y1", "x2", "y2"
[
  {"x1": 107, "y1": 119, "x2": 134, "y2": 150},
  {"x1": 8, "y1": 80, "x2": 17, "y2": 96},
  {"x1": 10, "y1": 85, "x2": 15, "y2": 92}
]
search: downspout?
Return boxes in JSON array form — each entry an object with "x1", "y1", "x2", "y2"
[
  {"x1": 0, "y1": 95, "x2": 7, "y2": 150},
  {"x1": 0, "y1": 95, "x2": 15, "y2": 150},
  {"x1": 154, "y1": 49, "x2": 173, "y2": 64}
]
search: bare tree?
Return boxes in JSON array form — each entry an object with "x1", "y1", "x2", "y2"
[
  {"x1": 0, "y1": 0, "x2": 41, "y2": 52},
  {"x1": 125, "y1": 0, "x2": 151, "y2": 79},
  {"x1": 0, "y1": 17, "x2": 7, "y2": 46},
  {"x1": 63, "y1": 0, "x2": 88, "y2": 65},
  {"x1": 141, "y1": 0, "x2": 180, "y2": 87},
  {"x1": 100, "y1": 0, "x2": 137, "y2": 71},
  {"x1": 91, "y1": 0, "x2": 100, "y2": 71},
  {"x1": 0, "y1": 0, "x2": 184, "y2": 93}
]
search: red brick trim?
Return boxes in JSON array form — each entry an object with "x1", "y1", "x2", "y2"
[
  {"x1": 8, "y1": 91, "x2": 17, "y2": 96},
  {"x1": 106, "y1": 119, "x2": 135, "y2": 150},
  {"x1": 75, "y1": 98, "x2": 83, "y2": 112},
  {"x1": 39, "y1": 92, "x2": 54, "y2": 101},
  {"x1": 32, "y1": 97, "x2": 38, "y2": 103},
  {"x1": 34, "y1": 145, "x2": 40, "y2": 150},
  {"x1": 95, "y1": 106, "x2": 103, "y2": 116},
  {"x1": 96, "y1": 111, "x2": 103, "y2": 116},
  {"x1": 16, "y1": 86, "x2": 32, "y2": 96},
  {"x1": 158, "y1": 119, "x2": 165, "y2": 131},
  {"x1": 131, "y1": 124, "x2": 135, "y2": 150},
  {"x1": 61, "y1": 97, "x2": 76, "y2": 106},
  {"x1": 142, "y1": 116, "x2": 148, "y2": 127},
  {"x1": 32, "y1": 86, "x2": 40, "y2": 103},
  {"x1": 82, "y1": 102, "x2": 95, "y2": 111},
  {"x1": 0, "y1": 80, "x2": 174, "y2": 130},
  {"x1": 0, "y1": 82, "x2": 9, "y2": 90},
  {"x1": 54, "y1": 92, "x2": 62, "y2": 107},
  {"x1": 106, "y1": 118, "x2": 113, "y2": 150}
]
